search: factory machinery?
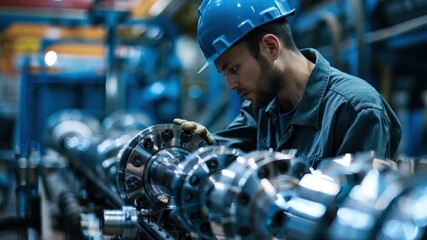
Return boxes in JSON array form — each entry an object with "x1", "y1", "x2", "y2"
[
  {"x1": 1, "y1": 0, "x2": 426, "y2": 239},
  {"x1": 6, "y1": 109, "x2": 427, "y2": 240}
]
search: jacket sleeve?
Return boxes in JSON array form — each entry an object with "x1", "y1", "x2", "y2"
[
  {"x1": 213, "y1": 100, "x2": 258, "y2": 152},
  {"x1": 336, "y1": 107, "x2": 401, "y2": 160}
]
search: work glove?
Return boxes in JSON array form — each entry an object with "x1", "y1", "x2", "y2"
[{"x1": 173, "y1": 118, "x2": 217, "y2": 145}]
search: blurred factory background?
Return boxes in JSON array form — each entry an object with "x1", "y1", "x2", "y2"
[{"x1": 0, "y1": 0, "x2": 426, "y2": 239}]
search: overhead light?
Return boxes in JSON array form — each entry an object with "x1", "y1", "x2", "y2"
[{"x1": 45, "y1": 50, "x2": 58, "y2": 66}]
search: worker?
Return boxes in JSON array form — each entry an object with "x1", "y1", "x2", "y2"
[{"x1": 174, "y1": 0, "x2": 402, "y2": 167}]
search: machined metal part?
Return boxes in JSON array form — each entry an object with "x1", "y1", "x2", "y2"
[
  {"x1": 327, "y1": 167, "x2": 403, "y2": 240},
  {"x1": 282, "y1": 151, "x2": 398, "y2": 240},
  {"x1": 45, "y1": 109, "x2": 101, "y2": 153},
  {"x1": 171, "y1": 145, "x2": 245, "y2": 239},
  {"x1": 47, "y1": 114, "x2": 427, "y2": 240},
  {"x1": 282, "y1": 169, "x2": 342, "y2": 240},
  {"x1": 117, "y1": 124, "x2": 208, "y2": 209},
  {"x1": 315, "y1": 151, "x2": 397, "y2": 184},
  {"x1": 208, "y1": 150, "x2": 299, "y2": 240},
  {"x1": 376, "y1": 173, "x2": 427, "y2": 240},
  {"x1": 103, "y1": 206, "x2": 139, "y2": 239},
  {"x1": 46, "y1": 109, "x2": 141, "y2": 192},
  {"x1": 281, "y1": 152, "x2": 376, "y2": 240}
]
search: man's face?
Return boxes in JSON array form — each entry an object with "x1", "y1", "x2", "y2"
[{"x1": 214, "y1": 42, "x2": 282, "y2": 108}]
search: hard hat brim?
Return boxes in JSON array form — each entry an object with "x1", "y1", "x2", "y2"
[{"x1": 198, "y1": 61, "x2": 210, "y2": 74}]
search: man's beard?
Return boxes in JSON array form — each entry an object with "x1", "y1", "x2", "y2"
[{"x1": 251, "y1": 55, "x2": 282, "y2": 108}]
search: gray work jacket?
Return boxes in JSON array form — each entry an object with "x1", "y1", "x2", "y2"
[{"x1": 213, "y1": 48, "x2": 402, "y2": 167}]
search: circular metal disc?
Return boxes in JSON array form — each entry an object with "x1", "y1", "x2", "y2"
[{"x1": 117, "y1": 124, "x2": 208, "y2": 208}]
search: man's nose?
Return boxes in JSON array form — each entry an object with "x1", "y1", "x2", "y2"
[{"x1": 226, "y1": 77, "x2": 239, "y2": 90}]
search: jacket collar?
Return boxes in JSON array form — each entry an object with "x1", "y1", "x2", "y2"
[{"x1": 266, "y1": 48, "x2": 331, "y2": 128}]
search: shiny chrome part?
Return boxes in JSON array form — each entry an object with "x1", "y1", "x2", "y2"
[
  {"x1": 377, "y1": 174, "x2": 427, "y2": 240},
  {"x1": 45, "y1": 109, "x2": 133, "y2": 191},
  {"x1": 172, "y1": 145, "x2": 244, "y2": 239},
  {"x1": 327, "y1": 168, "x2": 427, "y2": 240},
  {"x1": 327, "y1": 167, "x2": 402, "y2": 240},
  {"x1": 103, "y1": 206, "x2": 139, "y2": 239},
  {"x1": 46, "y1": 109, "x2": 101, "y2": 152},
  {"x1": 283, "y1": 152, "x2": 397, "y2": 240},
  {"x1": 316, "y1": 151, "x2": 396, "y2": 184},
  {"x1": 209, "y1": 150, "x2": 298, "y2": 239},
  {"x1": 117, "y1": 124, "x2": 208, "y2": 208}
]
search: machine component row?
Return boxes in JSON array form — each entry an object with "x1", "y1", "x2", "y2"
[
  {"x1": 44, "y1": 110, "x2": 427, "y2": 239},
  {"x1": 113, "y1": 123, "x2": 427, "y2": 240}
]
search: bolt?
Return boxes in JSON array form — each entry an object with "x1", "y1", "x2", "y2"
[
  {"x1": 131, "y1": 155, "x2": 144, "y2": 167},
  {"x1": 126, "y1": 176, "x2": 140, "y2": 191},
  {"x1": 180, "y1": 131, "x2": 192, "y2": 143},
  {"x1": 206, "y1": 158, "x2": 218, "y2": 171},
  {"x1": 161, "y1": 129, "x2": 174, "y2": 142},
  {"x1": 189, "y1": 175, "x2": 200, "y2": 186},
  {"x1": 143, "y1": 138, "x2": 153, "y2": 149}
]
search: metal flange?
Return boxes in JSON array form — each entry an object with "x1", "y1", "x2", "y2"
[
  {"x1": 172, "y1": 145, "x2": 244, "y2": 239},
  {"x1": 117, "y1": 124, "x2": 208, "y2": 208},
  {"x1": 208, "y1": 150, "x2": 299, "y2": 240}
]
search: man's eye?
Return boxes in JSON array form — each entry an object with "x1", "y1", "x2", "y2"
[{"x1": 230, "y1": 66, "x2": 239, "y2": 74}]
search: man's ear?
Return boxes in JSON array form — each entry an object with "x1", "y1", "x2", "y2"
[{"x1": 260, "y1": 34, "x2": 280, "y2": 60}]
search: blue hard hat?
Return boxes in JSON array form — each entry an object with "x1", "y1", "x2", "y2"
[{"x1": 197, "y1": 0, "x2": 295, "y2": 73}]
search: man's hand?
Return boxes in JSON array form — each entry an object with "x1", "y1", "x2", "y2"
[{"x1": 173, "y1": 118, "x2": 217, "y2": 145}]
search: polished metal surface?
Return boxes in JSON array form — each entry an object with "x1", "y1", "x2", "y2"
[
  {"x1": 377, "y1": 173, "x2": 427, "y2": 240},
  {"x1": 103, "y1": 206, "x2": 138, "y2": 239},
  {"x1": 45, "y1": 109, "x2": 101, "y2": 152},
  {"x1": 117, "y1": 124, "x2": 208, "y2": 208},
  {"x1": 45, "y1": 117, "x2": 427, "y2": 240},
  {"x1": 208, "y1": 150, "x2": 298, "y2": 239},
  {"x1": 172, "y1": 145, "x2": 244, "y2": 239}
]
